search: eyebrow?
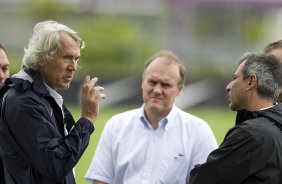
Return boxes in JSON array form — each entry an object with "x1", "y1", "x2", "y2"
[{"x1": 0, "y1": 64, "x2": 9, "y2": 67}]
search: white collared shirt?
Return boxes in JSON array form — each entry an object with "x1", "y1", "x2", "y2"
[
  {"x1": 44, "y1": 84, "x2": 64, "y2": 112},
  {"x1": 44, "y1": 84, "x2": 68, "y2": 135},
  {"x1": 44, "y1": 84, "x2": 76, "y2": 176},
  {"x1": 85, "y1": 105, "x2": 218, "y2": 184},
  {"x1": 260, "y1": 102, "x2": 278, "y2": 111}
]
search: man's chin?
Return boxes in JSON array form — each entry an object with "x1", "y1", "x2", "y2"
[
  {"x1": 228, "y1": 104, "x2": 238, "y2": 111},
  {"x1": 146, "y1": 104, "x2": 162, "y2": 112},
  {"x1": 57, "y1": 83, "x2": 71, "y2": 91},
  {"x1": 147, "y1": 101, "x2": 160, "y2": 107}
]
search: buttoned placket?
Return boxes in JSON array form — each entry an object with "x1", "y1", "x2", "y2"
[{"x1": 141, "y1": 121, "x2": 166, "y2": 184}]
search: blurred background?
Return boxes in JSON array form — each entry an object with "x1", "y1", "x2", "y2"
[
  {"x1": 3, "y1": 0, "x2": 282, "y2": 183},
  {"x1": 2, "y1": 0, "x2": 282, "y2": 109}
]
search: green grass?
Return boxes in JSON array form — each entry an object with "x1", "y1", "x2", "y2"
[{"x1": 67, "y1": 105, "x2": 236, "y2": 184}]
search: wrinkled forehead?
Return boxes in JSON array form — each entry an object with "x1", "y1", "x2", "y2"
[{"x1": 144, "y1": 58, "x2": 181, "y2": 82}]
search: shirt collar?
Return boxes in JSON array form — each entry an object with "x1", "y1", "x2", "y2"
[
  {"x1": 139, "y1": 104, "x2": 178, "y2": 131},
  {"x1": 45, "y1": 84, "x2": 64, "y2": 110},
  {"x1": 260, "y1": 102, "x2": 278, "y2": 111}
]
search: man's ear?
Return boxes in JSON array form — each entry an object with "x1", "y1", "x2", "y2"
[
  {"x1": 246, "y1": 74, "x2": 257, "y2": 90},
  {"x1": 177, "y1": 84, "x2": 184, "y2": 96}
]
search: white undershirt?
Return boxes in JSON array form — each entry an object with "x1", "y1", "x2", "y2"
[
  {"x1": 44, "y1": 84, "x2": 75, "y2": 176},
  {"x1": 260, "y1": 102, "x2": 278, "y2": 111}
]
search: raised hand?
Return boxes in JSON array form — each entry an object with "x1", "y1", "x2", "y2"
[{"x1": 81, "y1": 75, "x2": 106, "y2": 123}]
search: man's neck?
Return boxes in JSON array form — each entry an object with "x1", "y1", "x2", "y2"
[
  {"x1": 144, "y1": 109, "x2": 169, "y2": 129},
  {"x1": 246, "y1": 100, "x2": 274, "y2": 111}
]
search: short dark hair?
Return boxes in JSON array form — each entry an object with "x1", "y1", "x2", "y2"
[{"x1": 240, "y1": 52, "x2": 282, "y2": 101}]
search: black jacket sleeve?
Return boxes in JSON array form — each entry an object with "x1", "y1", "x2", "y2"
[
  {"x1": 3, "y1": 93, "x2": 94, "y2": 181},
  {"x1": 189, "y1": 125, "x2": 266, "y2": 184}
]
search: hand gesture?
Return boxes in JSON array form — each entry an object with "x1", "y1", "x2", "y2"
[{"x1": 81, "y1": 75, "x2": 106, "y2": 123}]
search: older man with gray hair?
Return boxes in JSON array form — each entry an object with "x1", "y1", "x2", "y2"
[{"x1": 0, "y1": 20, "x2": 105, "y2": 184}]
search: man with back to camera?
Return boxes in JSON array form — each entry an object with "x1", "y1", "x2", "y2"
[
  {"x1": 0, "y1": 43, "x2": 10, "y2": 184},
  {"x1": 0, "y1": 20, "x2": 106, "y2": 184},
  {"x1": 189, "y1": 53, "x2": 282, "y2": 183},
  {"x1": 85, "y1": 50, "x2": 218, "y2": 184}
]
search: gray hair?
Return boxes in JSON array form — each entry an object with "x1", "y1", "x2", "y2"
[
  {"x1": 143, "y1": 50, "x2": 186, "y2": 85},
  {"x1": 240, "y1": 53, "x2": 282, "y2": 101},
  {"x1": 22, "y1": 20, "x2": 85, "y2": 70}
]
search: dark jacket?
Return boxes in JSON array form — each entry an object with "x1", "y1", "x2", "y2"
[
  {"x1": 0, "y1": 68, "x2": 94, "y2": 184},
  {"x1": 0, "y1": 151, "x2": 4, "y2": 184},
  {"x1": 189, "y1": 103, "x2": 282, "y2": 184}
]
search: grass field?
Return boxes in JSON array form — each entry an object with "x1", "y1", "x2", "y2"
[{"x1": 67, "y1": 105, "x2": 236, "y2": 184}]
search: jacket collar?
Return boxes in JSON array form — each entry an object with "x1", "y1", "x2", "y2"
[
  {"x1": 235, "y1": 103, "x2": 282, "y2": 130},
  {"x1": 11, "y1": 68, "x2": 50, "y2": 97}
]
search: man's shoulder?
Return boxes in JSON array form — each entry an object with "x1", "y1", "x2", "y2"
[
  {"x1": 1, "y1": 77, "x2": 33, "y2": 94},
  {"x1": 2, "y1": 79, "x2": 44, "y2": 111},
  {"x1": 239, "y1": 116, "x2": 280, "y2": 134},
  {"x1": 177, "y1": 108, "x2": 209, "y2": 126},
  {"x1": 103, "y1": 108, "x2": 142, "y2": 131},
  {"x1": 4, "y1": 83, "x2": 35, "y2": 99},
  {"x1": 227, "y1": 116, "x2": 282, "y2": 145}
]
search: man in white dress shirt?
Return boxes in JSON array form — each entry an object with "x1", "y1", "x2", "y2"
[{"x1": 85, "y1": 50, "x2": 218, "y2": 184}]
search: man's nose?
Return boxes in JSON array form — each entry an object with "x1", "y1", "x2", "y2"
[
  {"x1": 226, "y1": 82, "x2": 231, "y2": 92},
  {"x1": 153, "y1": 84, "x2": 162, "y2": 94},
  {"x1": 68, "y1": 60, "x2": 77, "y2": 71}
]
